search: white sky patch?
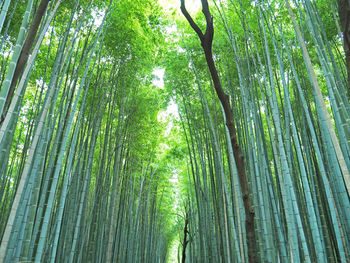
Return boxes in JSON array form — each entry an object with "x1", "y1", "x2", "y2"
[
  {"x1": 152, "y1": 68, "x2": 165, "y2": 88},
  {"x1": 260, "y1": 105, "x2": 265, "y2": 114},
  {"x1": 158, "y1": 99, "x2": 180, "y2": 131},
  {"x1": 184, "y1": 0, "x2": 202, "y2": 13},
  {"x1": 153, "y1": 68, "x2": 179, "y2": 130},
  {"x1": 169, "y1": 170, "x2": 179, "y2": 206},
  {"x1": 165, "y1": 24, "x2": 178, "y2": 35},
  {"x1": 166, "y1": 99, "x2": 179, "y2": 119},
  {"x1": 158, "y1": 0, "x2": 201, "y2": 14},
  {"x1": 169, "y1": 173, "x2": 178, "y2": 184},
  {"x1": 169, "y1": 170, "x2": 179, "y2": 209},
  {"x1": 91, "y1": 10, "x2": 104, "y2": 28}
]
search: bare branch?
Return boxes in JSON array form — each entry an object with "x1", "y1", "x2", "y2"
[
  {"x1": 200, "y1": 0, "x2": 214, "y2": 45},
  {"x1": 180, "y1": 0, "x2": 204, "y2": 40},
  {"x1": 201, "y1": 0, "x2": 212, "y2": 27}
]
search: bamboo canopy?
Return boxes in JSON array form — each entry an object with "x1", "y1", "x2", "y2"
[{"x1": 0, "y1": 0, "x2": 349, "y2": 262}]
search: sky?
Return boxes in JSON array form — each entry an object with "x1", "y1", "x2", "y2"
[
  {"x1": 153, "y1": 0, "x2": 199, "y2": 121},
  {"x1": 158, "y1": 0, "x2": 202, "y2": 14}
]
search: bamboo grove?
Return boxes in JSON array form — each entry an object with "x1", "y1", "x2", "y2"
[
  {"x1": 0, "y1": 0, "x2": 175, "y2": 262},
  {"x1": 0, "y1": 0, "x2": 350, "y2": 263},
  {"x1": 167, "y1": 0, "x2": 350, "y2": 261}
]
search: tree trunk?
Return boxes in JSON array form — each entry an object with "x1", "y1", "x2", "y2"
[
  {"x1": 337, "y1": 0, "x2": 350, "y2": 93},
  {"x1": 180, "y1": 1, "x2": 258, "y2": 262},
  {"x1": 181, "y1": 212, "x2": 189, "y2": 263}
]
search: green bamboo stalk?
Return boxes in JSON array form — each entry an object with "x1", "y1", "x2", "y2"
[
  {"x1": 0, "y1": 0, "x2": 34, "y2": 117},
  {"x1": 286, "y1": 0, "x2": 350, "y2": 198}
]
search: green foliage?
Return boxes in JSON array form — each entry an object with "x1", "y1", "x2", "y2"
[{"x1": 0, "y1": 0, "x2": 350, "y2": 262}]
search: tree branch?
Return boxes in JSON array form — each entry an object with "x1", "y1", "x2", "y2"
[
  {"x1": 180, "y1": 0, "x2": 204, "y2": 40},
  {"x1": 200, "y1": 0, "x2": 213, "y2": 41}
]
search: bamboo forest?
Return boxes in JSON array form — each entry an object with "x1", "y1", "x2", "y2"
[{"x1": 1, "y1": 0, "x2": 350, "y2": 262}]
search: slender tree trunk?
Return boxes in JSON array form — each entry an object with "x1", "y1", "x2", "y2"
[
  {"x1": 1, "y1": 0, "x2": 51, "y2": 122},
  {"x1": 180, "y1": 1, "x2": 258, "y2": 262},
  {"x1": 181, "y1": 212, "x2": 189, "y2": 263},
  {"x1": 337, "y1": 0, "x2": 350, "y2": 93}
]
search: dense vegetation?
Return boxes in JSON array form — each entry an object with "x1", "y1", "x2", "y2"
[{"x1": 0, "y1": 0, "x2": 349, "y2": 262}]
